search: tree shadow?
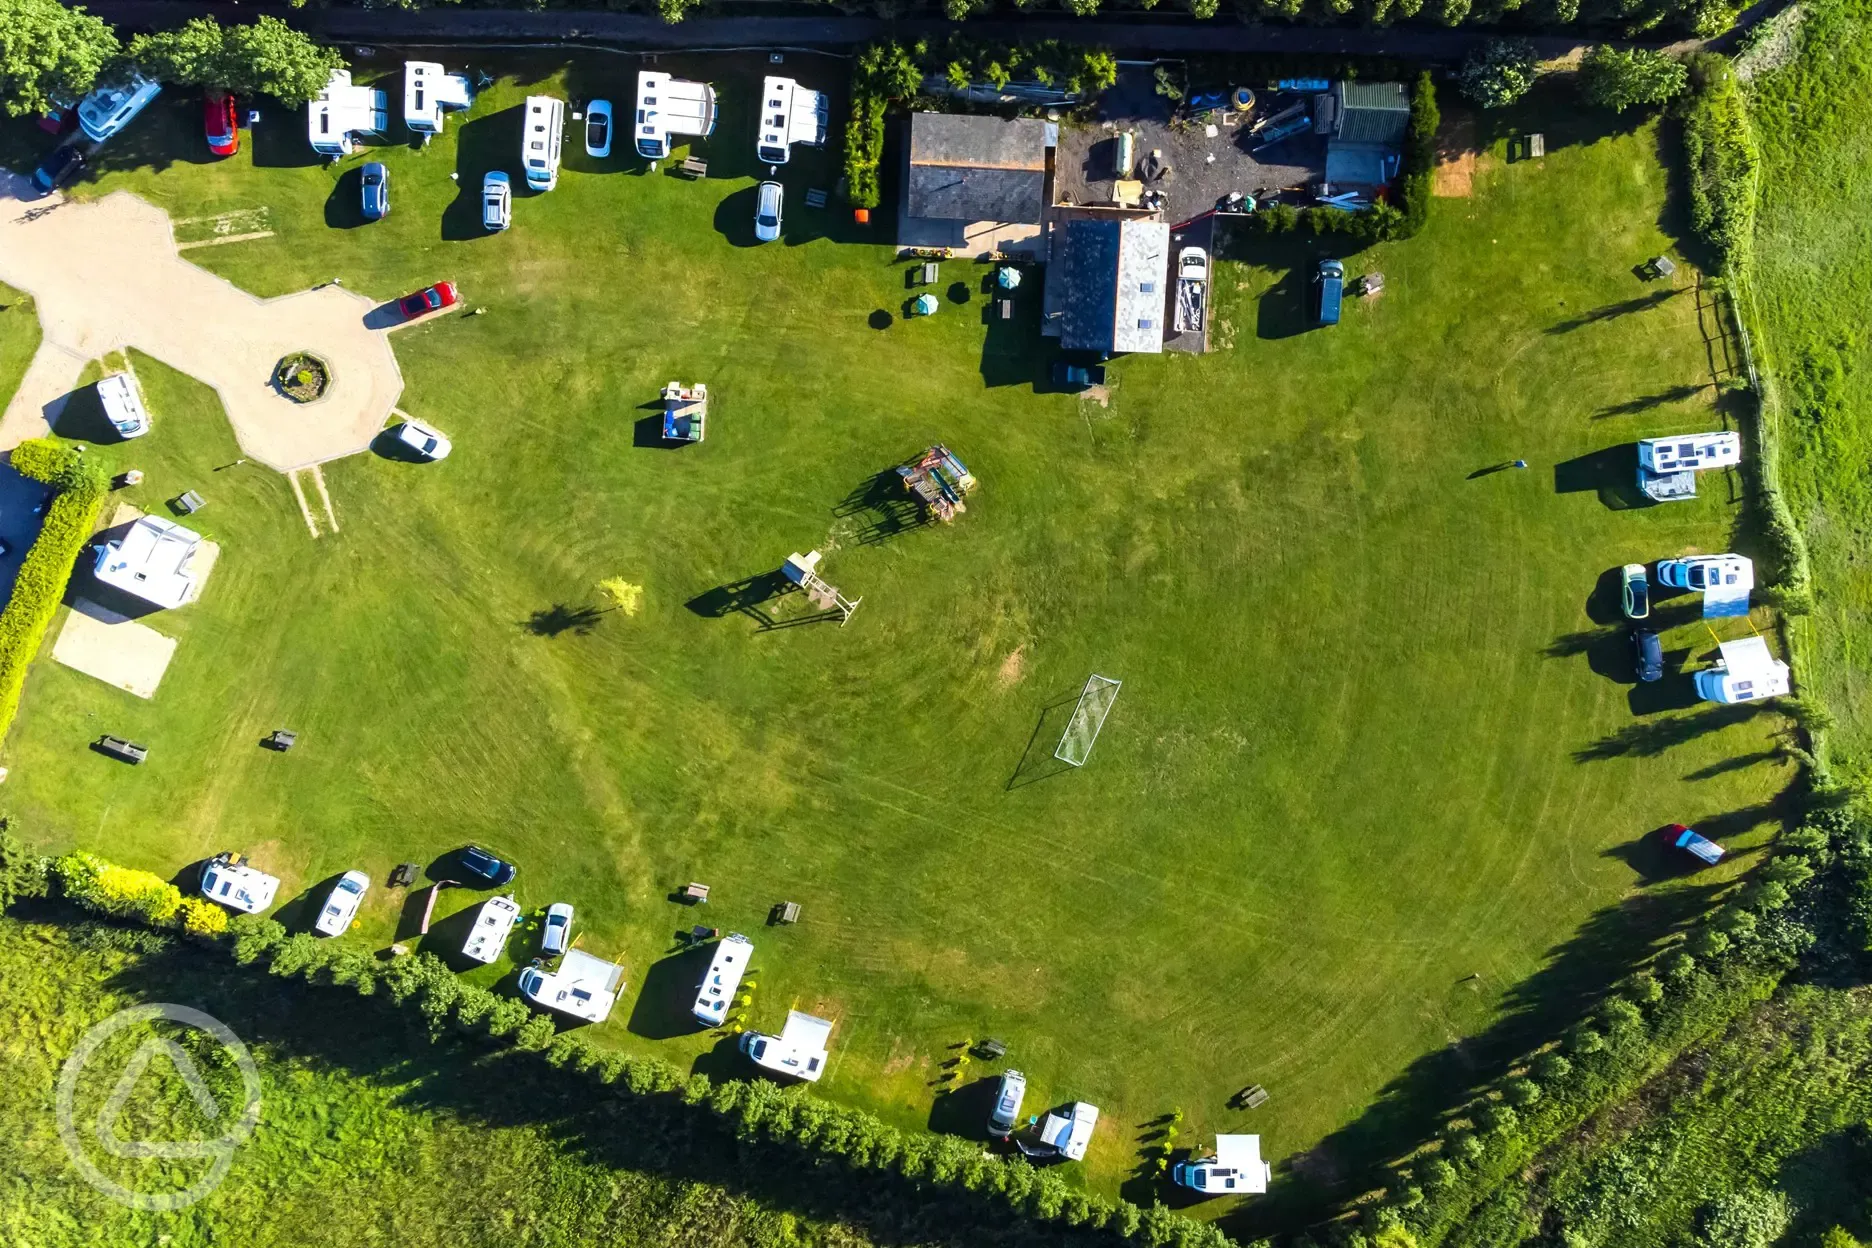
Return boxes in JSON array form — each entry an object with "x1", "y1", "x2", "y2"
[
  {"x1": 1591, "y1": 383, "x2": 1708, "y2": 419},
  {"x1": 869, "y1": 310, "x2": 894, "y2": 330},
  {"x1": 626, "y1": 943, "x2": 713, "y2": 1041},
  {"x1": 250, "y1": 104, "x2": 324, "y2": 170},
  {"x1": 1683, "y1": 749, "x2": 1782, "y2": 781},
  {"x1": 1628, "y1": 675, "x2": 1705, "y2": 717},
  {"x1": 1552, "y1": 444, "x2": 1651, "y2": 509},
  {"x1": 1005, "y1": 689, "x2": 1087, "y2": 790},
  {"x1": 524, "y1": 603, "x2": 604, "y2": 637},
  {"x1": 834, "y1": 469, "x2": 928, "y2": 546},
  {"x1": 980, "y1": 275, "x2": 1046, "y2": 390},
  {"x1": 1573, "y1": 701, "x2": 1773, "y2": 762},
  {"x1": 443, "y1": 106, "x2": 521, "y2": 242},
  {"x1": 1544, "y1": 288, "x2": 1685, "y2": 335}
]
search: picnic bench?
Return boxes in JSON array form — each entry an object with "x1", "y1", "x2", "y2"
[
  {"x1": 1233, "y1": 1084, "x2": 1269, "y2": 1109},
  {"x1": 173, "y1": 490, "x2": 206, "y2": 515},
  {"x1": 973, "y1": 1037, "x2": 1008, "y2": 1060},
  {"x1": 680, "y1": 882, "x2": 710, "y2": 904},
  {"x1": 804, "y1": 188, "x2": 828, "y2": 209},
  {"x1": 997, "y1": 298, "x2": 1013, "y2": 320},
  {"x1": 771, "y1": 900, "x2": 800, "y2": 925},
  {"x1": 1647, "y1": 255, "x2": 1677, "y2": 280},
  {"x1": 918, "y1": 261, "x2": 939, "y2": 285},
  {"x1": 95, "y1": 735, "x2": 148, "y2": 765},
  {"x1": 388, "y1": 862, "x2": 419, "y2": 888},
  {"x1": 264, "y1": 729, "x2": 297, "y2": 751},
  {"x1": 676, "y1": 155, "x2": 708, "y2": 179}
]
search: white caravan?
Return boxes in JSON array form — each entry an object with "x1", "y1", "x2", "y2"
[
  {"x1": 1025, "y1": 1102, "x2": 1099, "y2": 1162},
  {"x1": 96, "y1": 372, "x2": 149, "y2": 439},
  {"x1": 521, "y1": 95, "x2": 565, "y2": 191},
  {"x1": 1695, "y1": 636, "x2": 1790, "y2": 705},
  {"x1": 1174, "y1": 1134, "x2": 1272, "y2": 1195},
  {"x1": 692, "y1": 931, "x2": 752, "y2": 1026},
  {"x1": 634, "y1": 71, "x2": 717, "y2": 160},
  {"x1": 1637, "y1": 431, "x2": 1742, "y2": 503},
  {"x1": 307, "y1": 69, "x2": 389, "y2": 158},
  {"x1": 756, "y1": 77, "x2": 829, "y2": 166},
  {"x1": 520, "y1": 948, "x2": 625, "y2": 1023},
  {"x1": 462, "y1": 895, "x2": 521, "y2": 964},
  {"x1": 403, "y1": 62, "x2": 475, "y2": 139},
  {"x1": 741, "y1": 1009, "x2": 833, "y2": 1082}
]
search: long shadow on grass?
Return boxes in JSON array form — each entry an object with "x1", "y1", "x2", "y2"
[
  {"x1": 77, "y1": 927, "x2": 1121, "y2": 1248},
  {"x1": 1573, "y1": 701, "x2": 1774, "y2": 762},
  {"x1": 627, "y1": 942, "x2": 713, "y2": 1041},
  {"x1": 1553, "y1": 443, "x2": 1652, "y2": 510},
  {"x1": 836, "y1": 469, "x2": 928, "y2": 546},
  {"x1": 1592, "y1": 383, "x2": 1709, "y2": 419},
  {"x1": 1005, "y1": 689, "x2": 1088, "y2": 790},
  {"x1": 1544, "y1": 288, "x2": 1685, "y2": 334}
]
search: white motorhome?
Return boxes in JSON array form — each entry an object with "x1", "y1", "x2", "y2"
[
  {"x1": 1695, "y1": 636, "x2": 1790, "y2": 704},
  {"x1": 307, "y1": 69, "x2": 389, "y2": 158},
  {"x1": 1637, "y1": 431, "x2": 1742, "y2": 503},
  {"x1": 1173, "y1": 1135, "x2": 1272, "y2": 1195},
  {"x1": 96, "y1": 372, "x2": 150, "y2": 439},
  {"x1": 521, "y1": 95, "x2": 565, "y2": 191},
  {"x1": 741, "y1": 1009, "x2": 833, "y2": 1082},
  {"x1": 692, "y1": 931, "x2": 752, "y2": 1026},
  {"x1": 634, "y1": 71, "x2": 717, "y2": 160},
  {"x1": 756, "y1": 77, "x2": 829, "y2": 166},
  {"x1": 520, "y1": 948, "x2": 625, "y2": 1023},
  {"x1": 200, "y1": 855, "x2": 279, "y2": 915},
  {"x1": 462, "y1": 895, "x2": 521, "y2": 964},
  {"x1": 403, "y1": 62, "x2": 475, "y2": 139},
  {"x1": 1021, "y1": 1102, "x2": 1099, "y2": 1162}
]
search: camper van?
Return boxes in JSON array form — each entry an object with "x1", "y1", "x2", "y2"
[
  {"x1": 1695, "y1": 636, "x2": 1790, "y2": 705},
  {"x1": 519, "y1": 949, "x2": 625, "y2": 1023},
  {"x1": 1315, "y1": 259, "x2": 1344, "y2": 326},
  {"x1": 403, "y1": 62, "x2": 474, "y2": 139},
  {"x1": 307, "y1": 69, "x2": 389, "y2": 158},
  {"x1": 1174, "y1": 1135, "x2": 1272, "y2": 1196},
  {"x1": 521, "y1": 95, "x2": 565, "y2": 192},
  {"x1": 1017, "y1": 1102, "x2": 1099, "y2": 1162},
  {"x1": 1637, "y1": 431, "x2": 1741, "y2": 502},
  {"x1": 634, "y1": 71, "x2": 717, "y2": 160},
  {"x1": 741, "y1": 1010, "x2": 833, "y2": 1082},
  {"x1": 691, "y1": 932, "x2": 752, "y2": 1026},
  {"x1": 200, "y1": 854, "x2": 279, "y2": 915},
  {"x1": 755, "y1": 77, "x2": 829, "y2": 166},
  {"x1": 96, "y1": 373, "x2": 150, "y2": 439}
]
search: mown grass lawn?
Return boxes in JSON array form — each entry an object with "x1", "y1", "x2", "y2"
[{"x1": 0, "y1": 55, "x2": 1792, "y2": 1202}]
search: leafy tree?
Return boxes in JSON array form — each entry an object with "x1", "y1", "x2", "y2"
[
  {"x1": 1458, "y1": 39, "x2": 1540, "y2": 108},
  {"x1": 130, "y1": 16, "x2": 343, "y2": 107},
  {"x1": 0, "y1": 822, "x2": 49, "y2": 908},
  {"x1": 1696, "y1": 1187, "x2": 1790, "y2": 1248},
  {"x1": 0, "y1": 0, "x2": 118, "y2": 118},
  {"x1": 1579, "y1": 45, "x2": 1688, "y2": 112}
]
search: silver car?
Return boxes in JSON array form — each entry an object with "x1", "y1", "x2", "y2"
[
  {"x1": 987, "y1": 1069, "x2": 1027, "y2": 1139},
  {"x1": 482, "y1": 170, "x2": 511, "y2": 232},
  {"x1": 754, "y1": 180, "x2": 782, "y2": 243},
  {"x1": 541, "y1": 902, "x2": 573, "y2": 957}
]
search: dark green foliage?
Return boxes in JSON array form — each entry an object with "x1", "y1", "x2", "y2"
[
  {"x1": 1678, "y1": 52, "x2": 1758, "y2": 272},
  {"x1": 0, "y1": 822, "x2": 48, "y2": 909},
  {"x1": 1579, "y1": 46, "x2": 1689, "y2": 113},
  {"x1": 127, "y1": 16, "x2": 345, "y2": 107},
  {"x1": 1457, "y1": 40, "x2": 1539, "y2": 109}
]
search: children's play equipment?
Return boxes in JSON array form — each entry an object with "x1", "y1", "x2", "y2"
[
  {"x1": 662, "y1": 381, "x2": 707, "y2": 443},
  {"x1": 1056, "y1": 674, "x2": 1122, "y2": 767},
  {"x1": 897, "y1": 444, "x2": 978, "y2": 523},
  {"x1": 782, "y1": 550, "x2": 862, "y2": 624}
]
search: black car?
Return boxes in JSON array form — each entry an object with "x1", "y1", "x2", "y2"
[
  {"x1": 459, "y1": 845, "x2": 516, "y2": 887},
  {"x1": 31, "y1": 144, "x2": 85, "y2": 193},
  {"x1": 1631, "y1": 629, "x2": 1664, "y2": 683}
]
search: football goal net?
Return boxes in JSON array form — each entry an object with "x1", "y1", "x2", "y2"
[{"x1": 1055, "y1": 674, "x2": 1122, "y2": 767}]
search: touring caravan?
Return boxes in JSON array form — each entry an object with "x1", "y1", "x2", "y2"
[
  {"x1": 755, "y1": 77, "x2": 829, "y2": 166},
  {"x1": 1694, "y1": 636, "x2": 1790, "y2": 705},
  {"x1": 691, "y1": 932, "x2": 752, "y2": 1026},
  {"x1": 741, "y1": 1010, "x2": 833, "y2": 1081},
  {"x1": 1637, "y1": 431, "x2": 1742, "y2": 502},
  {"x1": 307, "y1": 69, "x2": 388, "y2": 158},
  {"x1": 521, "y1": 95, "x2": 565, "y2": 192},
  {"x1": 96, "y1": 373, "x2": 149, "y2": 439},
  {"x1": 634, "y1": 71, "x2": 717, "y2": 160},
  {"x1": 519, "y1": 948, "x2": 625, "y2": 1023},
  {"x1": 403, "y1": 62, "x2": 475, "y2": 139}
]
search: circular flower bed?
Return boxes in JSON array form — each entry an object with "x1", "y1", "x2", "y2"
[{"x1": 274, "y1": 351, "x2": 332, "y2": 403}]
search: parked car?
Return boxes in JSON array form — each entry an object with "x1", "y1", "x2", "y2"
[
  {"x1": 397, "y1": 281, "x2": 459, "y2": 320},
  {"x1": 314, "y1": 870, "x2": 371, "y2": 936},
  {"x1": 204, "y1": 90, "x2": 239, "y2": 157},
  {"x1": 200, "y1": 853, "x2": 280, "y2": 914},
  {"x1": 584, "y1": 98, "x2": 612, "y2": 158},
  {"x1": 30, "y1": 144, "x2": 85, "y2": 193},
  {"x1": 1620, "y1": 563, "x2": 1650, "y2": 620},
  {"x1": 1314, "y1": 258, "x2": 1345, "y2": 326},
  {"x1": 1661, "y1": 823, "x2": 1724, "y2": 866},
  {"x1": 1631, "y1": 628, "x2": 1664, "y2": 683},
  {"x1": 754, "y1": 180, "x2": 783, "y2": 243},
  {"x1": 987, "y1": 1069, "x2": 1027, "y2": 1140},
  {"x1": 360, "y1": 161, "x2": 390, "y2": 221},
  {"x1": 541, "y1": 902, "x2": 574, "y2": 956},
  {"x1": 77, "y1": 74, "x2": 162, "y2": 143},
  {"x1": 1052, "y1": 361, "x2": 1107, "y2": 391},
  {"x1": 481, "y1": 170, "x2": 511, "y2": 231},
  {"x1": 459, "y1": 845, "x2": 515, "y2": 886},
  {"x1": 393, "y1": 418, "x2": 452, "y2": 462}
]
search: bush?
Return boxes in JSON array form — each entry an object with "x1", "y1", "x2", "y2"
[
  {"x1": 178, "y1": 896, "x2": 229, "y2": 937},
  {"x1": 1579, "y1": 46, "x2": 1687, "y2": 113},
  {"x1": 1458, "y1": 40, "x2": 1539, "y2": 109},
  {"x1": 1678, "y1": 52, "x2": 1758, "y2": 271},
  {"x1": 53, "y1": 851, "x2": 185, "y2": 926},
  {"x1": 0, "y1": 443, "x2": 106, "y2": 743},
  {"x1": 1696, "y1": 1187, "x2": 1790, "y2": 1248},
  {"x1": 0, "y1": 823, "x2": 49, "y2": 908}
]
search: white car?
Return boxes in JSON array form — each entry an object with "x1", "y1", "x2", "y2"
[
  {"x1": 395, "y1": 419, "x2": 452, "y2": 461},
  {"x1": 200, "y1": 856, "x2": 279, "y2": 915},
  {"x1": 541, "y1": 902, "x2": 574, "y2": 957},
  {"x1": 482, "y1": 170, "x2": 511, "y2": 232},
  {"x1": 584, "y1": 99, "x2": 612, "y2": 158},
  {"x1": 754, "y1": 180, "x2": 783, "y2": 243},
  {"x1": 314, "y1": 870, "x2": 370, "y2": 936},
  {"x1": 78, "y1": 73, "x2": 162, "y2": 143}
]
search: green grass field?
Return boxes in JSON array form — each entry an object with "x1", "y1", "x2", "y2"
[
  {"x1": 0, "y1": 56, "x2": 1792, "y2": 1201},
  {"x1": 1745, "y1": 0, "x2": 1872, "y2": 770}
]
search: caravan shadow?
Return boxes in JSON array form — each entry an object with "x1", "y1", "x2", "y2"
[
  {"x1": 48, "y1": 382, "x2": 118, "y2": 443},
  {"x1": 927, "y1": 1074, "x2": 999, "y2": 1139},
  {"x1": 1553, "y1": 444, "x2": 1650, "y2": 509},
  {"x1": 627, "y1": 943, "x2": 713, "y2": 1041}
]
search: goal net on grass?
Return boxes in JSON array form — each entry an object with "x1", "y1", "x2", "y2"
[{"x1": 1055, "y1": 674, "x2": 1122, "y2": 767}]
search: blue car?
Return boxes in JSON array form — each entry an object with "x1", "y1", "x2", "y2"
[
  {"x1": 360, "y1": 162, "x2": 390, "y2": 221},
  {"x1": 31, "y1": 144, "x2": 85, "y2": 193},
  {"x1": 458, "y1": 845, "x2": 515, "y2": 887}
]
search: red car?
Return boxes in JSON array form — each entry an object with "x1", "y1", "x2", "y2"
[
  {"x1": 398, "y1": 282, "x2": 460, "y2": 320},
  {"x1": 204, "y1": 90, "x2": 239, "y2": 157}
]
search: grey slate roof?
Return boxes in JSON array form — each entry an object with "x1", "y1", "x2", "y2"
[
  {"x1": 1333, "y1": 81, "x2": 1410, "y2": 147},
  {"x1": 906, "y1": 113, "x2": 1048, "y2": 224},
  {"x1": 1058, "y1": 218, "x2": 1169, "y2": 355}
]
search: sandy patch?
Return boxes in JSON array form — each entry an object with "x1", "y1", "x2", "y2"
[
  {"x1": 52, "y1": 598, "x2": 177, "y2": 698},
  {"x1": 996, "y1": 645, "x2": 1026, "y2": 689},
  {"x1": 1433, "y1": 110, "x2": 1478, "y2": 198}
]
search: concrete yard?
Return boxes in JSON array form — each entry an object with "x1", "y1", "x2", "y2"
[{"x1": 51, "y1": 598, "x2": 178, "y2": 700}]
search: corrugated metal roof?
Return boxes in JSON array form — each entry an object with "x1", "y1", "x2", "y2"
[{"x1": 1334, "y1": 81, "x2": 1410, "y2": 146}]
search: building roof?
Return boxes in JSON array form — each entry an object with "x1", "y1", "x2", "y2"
[
  {"x1": 1334, "y1": 81, "x2": 1410, "y2": 146},
  {"x1": 1058, "y1": 218, "x2": 1170, "y2": 355},
  {"x1": 906, "y1": 113, "x2": 1048, "y2": 223}
]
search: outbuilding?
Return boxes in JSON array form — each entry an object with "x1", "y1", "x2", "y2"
[
  {"x1": 899, "y1": 113, "x2": 1050, "y2": 252},
  {"x1": 1054, "y1": 217, "x2": 1172, "y2": 355}
]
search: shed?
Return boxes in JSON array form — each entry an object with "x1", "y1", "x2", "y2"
[
  {"x1": 1332, "y1": 81, "x2": 1410, "y2": 146},
  {"x1": 905, "y1": 114, "x2": 1049, "y2": 224},
  {"x1": 1057, "y1": 217, "x2": 1171, "y2": 355}
]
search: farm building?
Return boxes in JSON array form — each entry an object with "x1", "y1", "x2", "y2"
[
  {"x1": 1050, "y1": 217, "x2": 1172, "y2": 355},
  {"x1": 898, "y1": 113, "x2": 1052, "y2": 254}
]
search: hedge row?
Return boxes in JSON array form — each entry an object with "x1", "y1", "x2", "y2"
[
  {"x1": 1678, "y1": 52, "x2": 1759, "y2": 273},
  {"x1": 0, "y1": 439, "x2": 108, "y2": 744},
  {"x1": 31, "y1": 842, "x2": 1229, "y2": 1248},
  {"x1": 1362, "y1": 811, "x2": 1851, "y2": 1245}
]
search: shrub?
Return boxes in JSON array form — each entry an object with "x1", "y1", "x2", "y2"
[
  {"x1": 1579, "y1": 46, "x2": 1687, "y2": 113},
  {"x1": 53, "y1": 851, "x2": 184, "y2": 926},
  {"x1": 0, "y1": 823, "x2": 50, "y2": 908},
  {"x1": 1458, "y1": 40, "x2": 1539, "y2": 109},
  {"x1": 0, "y1": 445, "x2": 107, "y2": 742},
  {"x1": 1696, "y1": 1187, "x2": 1790, "y2": 1248},
  {"x1": 178, "y1": 896, "x2": 229, "y2": 937},
  {"x1": 230, "y1": 915, "x2": 287, "y2": 964},
  {"x1": 1503, "y1": 1077, "x2": 1542, "y2": 1107},
  {"x1": 1678, "y1": 52, "x2": 1758, "y2": 271}
]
